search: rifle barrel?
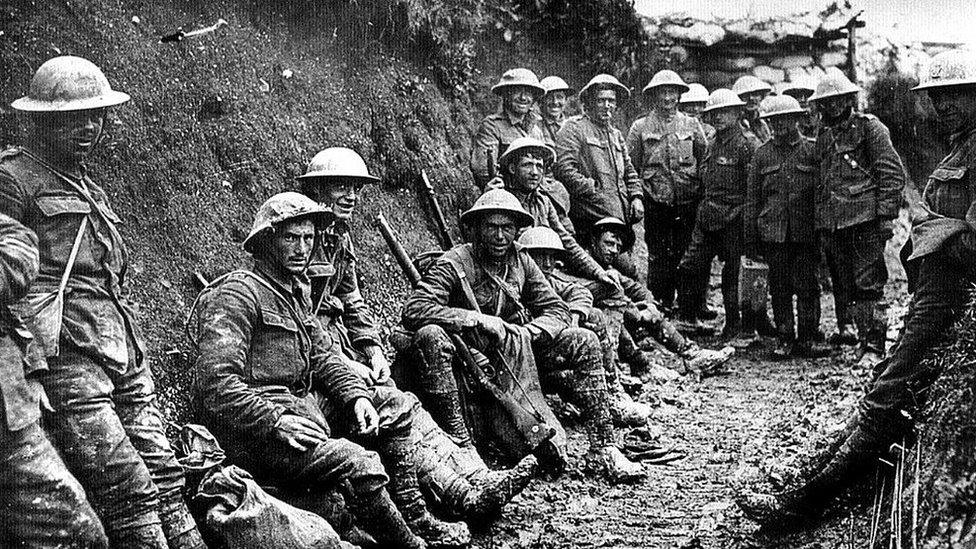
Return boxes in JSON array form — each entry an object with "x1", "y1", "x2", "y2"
[
  {"x1": 421, "y1": 170, "x2": 454, "y2": 249},
  {"x1": 374, "y1": 213, "x2": 421, "y2": 286}
]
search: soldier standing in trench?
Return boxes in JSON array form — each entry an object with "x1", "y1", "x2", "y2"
[
  {"x1": 0, "y1": 56, "x2": 204, "y2": 548},
  {"x1": 0, "y1": 212, "x2": 108, "y2": 548},
  {"x1": 781, "y1": 77, "x2": 819, "y2": 138},
  {"x1": 626, "y1": 70, "x2": 708, "y2": 322},
  {"x1": 809, "y1": 72, "x2": 905, "y2": 368},
  {"x1": 744, "y1": 95, "x2": 831, "y2": 359},
  {"x1": 680, "y1": 82, "x2": 715, "y2": 141},
  {"x1": 733, "y1": 75, "x2": 773, "y2": 144},
  {"x1": 739, "y1": 47, "x2": 976, "y2": 526}
]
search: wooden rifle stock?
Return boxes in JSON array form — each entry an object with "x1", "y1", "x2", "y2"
[{"x1": 421, "y1": 170, "x2": 454, "y2": 249}]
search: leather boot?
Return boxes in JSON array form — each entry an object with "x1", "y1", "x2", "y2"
[
  {"x1": 584, "y1": 446, "x2": 646, "y2": 484},
  {"x1": 461, "y1": 454, "x2": 538, "y2": 519},
  {"x1": 350, "y1": 489, "x2": 427, "y2": 549},
  {"x1": 680, "y1": 344, "x2": 734, "y2": 376},
  {"x1": 426, "y1": 391, "x2": 474, "y2": 450},
  {"x1": 737, "y1": 421, "x2": 892, "y2": 527},
  {"x1": 829, "y1": 323, "x2": 858, "y2": 345}
]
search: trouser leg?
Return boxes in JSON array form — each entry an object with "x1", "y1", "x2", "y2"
[
  {"x1": 646, "y1": 200, "x2": 678, "y2": 309},
  {"x1": 410, "y1": 325, "x2": 472, "y2": 447},
  {"x1": 677, "y1": 222, "x2": 719, "y2": 321},
  {"x1": 766, "y1": 243, "x2": 795, "y2": 342},
  {"x1": 821, "y1": 230, "x2": 854, "y2": 327},
  {"x1": 847, "y1": 221, "x2": 889, "y2": 353},
  {"x1": 717, "y1": 225, "x2": 742, "y2": 331},
  {"x1": 109, "y1": 348, "x2": 204, "y2": 549},
  {"x1": 793, "y1": 244, "x2": 822, "y2": 341},
  {"x1": 537, "y1": 328, "x2": 614, "y2": 450},
  {"x1": 625, "y1": 303, "x2": 689, "y2": 354},
  {"x1": 40, "y1": 348, "x2": 168, "y2": 548},
  {"x1": 1, "y1": 421, "x2": 108, "y2": 548},
  {"x1": 582, "y1": 307, "x2": 624, "y2": 385},
  {"x1": 862, "y1": 253, "x2": 969, "y2": 427}
]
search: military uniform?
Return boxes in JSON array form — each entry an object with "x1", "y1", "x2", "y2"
[
  {"x1": 742, "y1": 116, "x2": 771, "y2": 143},
  {"x1": 678, "y1": 126, "x2": 761, "y2": 331},
  {"x1": 745, "y1": 136, "x2": 821, "y2": 343},
  {"x1": 540, "y1": 114, "x2": 564, "y2": 149},
  {"x1": 0, "y1": 147, "x2": 198, "y2": 547},
  {"x1": 554, "y1": 114, "x2": 642, "y2": 240},
  {"x1": 816, "y1": 112, "x2": 905, "y2": 352},
  {"x1": 626, "y1": 110, "x2": 707, "y2": 308},
  {"x1": 470, "y1": 111, "x2": 545, "y2": 189},
  {"x1": 0, "y1": 212, "x2": 107, "y2": 548}
]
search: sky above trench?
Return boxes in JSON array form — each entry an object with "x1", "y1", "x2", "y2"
[{"x1": 633, "y1": 0, "x2": 975, "y2": 45}]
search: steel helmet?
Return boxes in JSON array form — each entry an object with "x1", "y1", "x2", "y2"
[
  {"x1": 732, "y1": 75, "x2": 772, "y2": 97},
  {"x1": 592, "y1": 216, "x2": 635, "y2": 250},
  {"x1": 781, "y1": 76, "x2": 816, "y2": 99},
  {"x1": 759, "y1": 95, "x2": 806, "y2": 118},
  {"x1": 11, "y1": 56, "x2": 130, "y2": 112},
  {"x1": 243, "y1": 192, "x2": 333, "y2": 252},
  {"x1": 912, "y1": 48, "x2": 976, "y2": 92},
  {"x1": 702, "y1": 88, "x2": 747, "y2": 113},
  {"x1": 642, "y1": 70, "x2": 690, "y2": 95},
  {"x1": 297, "y1": 147, "x2": 380, "y2": 188},
  {"x1": 459, "y1": 189, "x2": 534, "y2": 228},
  {"x1": 517, "y1": 226, "x2": 565, "y2": 253},
  {"x1": 491, "y1": 68, "x2": 545, "y2": 97},
  {"x1": 540, "y1": 75, "x2": 576, "y2": 96},
  {"x1": 579, "y1": 74, "x2": 631, "y2": 102},
  {"x1": 809, "y1": 73, "x2": 860, "y2": 102},
  {"x1": 680, "y1": 83, "x2": 709, "y2": 104},
  {"x1": 498, "y1": 137, "x2": 556, "y2": 173}
]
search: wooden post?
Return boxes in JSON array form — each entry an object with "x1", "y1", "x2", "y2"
[{"x1": 845, "y1": 15, "x2": 864, "y2": 83}]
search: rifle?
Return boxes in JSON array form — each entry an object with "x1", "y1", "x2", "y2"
[
  {"x1": 421, "y1": 170, "x2": 454, "y2": 249},
  {"x1": 373, "y1": 213, "x2": 554, "y2": 450},
  {"x1": 486, "y1": 147, "x2": 497, "y2": 181}
]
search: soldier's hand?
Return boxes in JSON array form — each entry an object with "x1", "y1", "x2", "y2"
[
  {"x1": 275, "y1": 414, "x2": 329, "y2": 452},
  {"x1": 474, "y1": 312, "x2": 507, "y2": 342},
  {"x1": 485, "y1": 175, "x2": 505, "y2": 191},
  {"x1": 630, "y1": 198, "x2": 645, "y2": 222},
  {"x1": 367, "y1": 350, "x2": 392, "y2": 385},
  {"x1": 597, "y1": 270, "x2": 622, "y2": 291},
  {"x1": 570, "y1": 311, "x2": 583, "y2": 328},
  {"x1": 352, "y1": 398, "x2": 380, "y2": 436}
]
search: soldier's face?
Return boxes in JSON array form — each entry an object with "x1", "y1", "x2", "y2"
[
  {"x1": 591, "y1": 231, "x2": 622, "y2": 266},
  {"x1": 32, "y1": 108, "x2": 106, "y2": 162},
  {"x1": 542, "y1": 91, "x2": 567, "y2": 119},
  {"x1": 589, "y1": 89, "x2": 618, "y2": 124},
  {"x1": 816, "y1": 95, "x2": 852, "y2": 120},
  {"x1": 503, "y1": 86, "x2": 537, "y2": 116},
  {"x1": 475, "y1": 213, "x2": 518, "y2": 259},
  {"x1": 679, "y1": 102, "x2": 704, "y2": 117},
  {"x1": 928, "y1": 87, "x2": 976, "y2": 135},
  {"x1": 653, "y1": 86, "x2": 682, "y2": 113},
  {"x1": 509, "y1": 154, "x2": 545, "y2": 193},
  {"x1": 322, "y1": 180, "x2": 363, "y2": 220},
  {"x1": 768, "y1": 115, "x2": 800, "y2": 139},
  {"x1": 708, "y1": 108, "x2": 740, "y2": 132},
  {"x1": 270, "y1": 219, "x2": 316, "y2": 276},
  {"x1": 741, "y1": 91, "x2": 767, "y2": 113},
  {"x1": 528, "y1": 250, "x2": 556, "y2": 275}
]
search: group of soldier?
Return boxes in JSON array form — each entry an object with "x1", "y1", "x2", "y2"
[{"x1": 1, "y1": 42, "x2": 975, "y2": 548}]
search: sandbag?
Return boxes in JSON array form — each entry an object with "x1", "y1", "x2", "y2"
[{"x1": 194, "y1": 465, "x2": 353, "y2": 549}]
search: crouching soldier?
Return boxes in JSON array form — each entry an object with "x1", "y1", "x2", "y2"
[
  {"x1": 1, "y1": 56, "x2": 203, "y2": 548},
  {"x1": 586, "y1": 218, "x2": 734, "y2": 378},
  {"x1": 738, "y1": 48, "x2": 976, "y2": 528},
  {"x1": 297, "y1": 147, "x2": 537, "y2": 520},
  {"x1": 401, "y1": 189, "x2": 645, "y2": 483},
  {"x1": 191, "y1": 192, "x2": 470, "y2": 548},
  {"x1": 0, "y1": 212, "x2": 107, "y2": 548},
  {"x1": 745, "y1": 96, "x2": 831, "y2": 359},
  {"x1": 517, "y1": 226, "x2": 651, "y2": 427}
]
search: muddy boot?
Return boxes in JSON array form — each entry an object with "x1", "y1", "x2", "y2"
[
  {"x1": 793, "y1": 339, "x2": 831, "y2": 358},
  {"x1": 829, "y1": 323, "x2": 858, "y2": 345},
  {"x1": 584, "y1": 445, "x2": 646, "y2": 484},
  {"x1": 406, "y1": 511, "x2": 471, "y2": 548},
  {"x1": 737, "y1": 421, "x2": 892, "y2": 527},
  {"x1": 159, "y1": 496, "x2": 207, "y2": 549},
  {"x1": 612, "y1": 391, "x2": 651, "y2": 427},
  {"x1": 426, "y1": 391, "x2": 474, "y2": 450},
  {"x1": 771, "y1": 338, "x2": 794, "y2": 360},
  {"x1": 348, "y1": 489, "x2": 426, "y2": 549},
  {"x1": 681, "y1": 344, "x2": 734, "y2": 377},
  {"x1": 461, "y1": 454, "x2": 538, "y2": 519},
  {"x1": 853, "y1": 301, "x2": 887, "y2": 369}
]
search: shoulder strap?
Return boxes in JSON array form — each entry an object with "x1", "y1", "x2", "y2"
[
  {"x1": 58, "y1": 217, "x2": 88, "y2": 296},
  {"x1": 443, "y1": 251, "x2": 483, "y2": 315}
]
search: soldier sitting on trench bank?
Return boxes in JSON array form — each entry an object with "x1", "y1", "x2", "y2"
[
  {"x1": 297, "y1": 147, "x2": 538, "y2": 521},
  {"x1": 190, "y1": 192, "x2": 471, "y2": 549}
]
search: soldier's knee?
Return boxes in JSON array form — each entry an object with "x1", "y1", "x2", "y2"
[
  {"x1": 371, "y1": 386, "x2": 419, "y2": 433},
  {"x1": 563, "y1": 327, "x2": 603, "y2": 368},
  {"x1": 328, "y1": 439, "x2": 390, "y2": 497},
  {"x1": 414, "y1": 324, "x2": 451, "y2": 348}
]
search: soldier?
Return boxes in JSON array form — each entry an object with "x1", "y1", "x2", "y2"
[
  {"x1": 297, "y1": 147, "x2": 537, "y2": 520},
  {"x1": 0, "y1": 212, "x2": 108, "y2": 548},
  {"x1": 626, "y1": 70, "x2": 708, "y2": 317},
  {"x1": 733, "y1": 75, "x2": 773, "y2": 143},
  {"x1": 539, "y1": 76, "x2": 576, "y2": 148},
  {"x1": 0, "y1": 56, "x2": 204, "y2": 548},
  {"x1": 676, "y1": 89, "x2": 761, "y2": 344},
  {"x1": 738, "y1": 48, "x2": 976, "y2": 526},
  {"x1": 401, "y1": 189, "x2": 645, "y2": 483},
  {"x1": 516, "y1": 226, "x2": 651, "y2": 427},
  {"x1": 809, "y1": 72, "x2": 905, "y2": 367},
  {"x1": 191, "y1": 192, "x2": 470, "y2": 548},
  {"x1": 554, "y1": 74, "x2": 644, "y2": 244},
  {"x1": 744, "y1": 96, "x2": 831, "y2": 359},
  {"x1": 680, "y1": 83, "x2": 715, "y2": 140},
  {"x1": 470, "y1": 68, "x2": 546, "y2": 189},
  {"x1": 781, "y1": 77, "x2": 819, "y2": 138},
  {"x1": 585, "y1": 217, "x2": 734, "y2": 378}
]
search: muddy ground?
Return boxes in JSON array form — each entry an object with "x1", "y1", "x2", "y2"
[{"x1": 470, "y1": 263, "x2": 912, "y2": 549}]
